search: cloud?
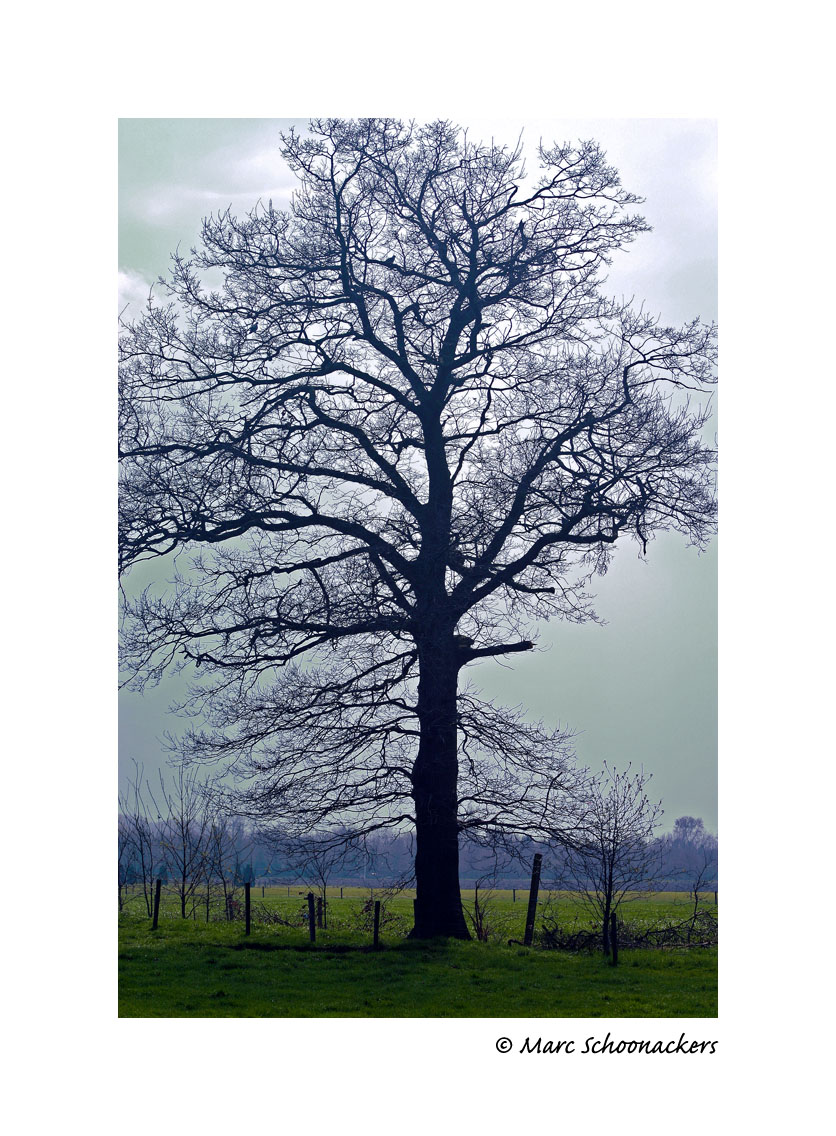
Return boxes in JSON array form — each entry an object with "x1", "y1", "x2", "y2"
[
  {"x1": 118, "y1": 269, "x2": 155, "y2": 319},
  {"x1": 133, "y1": 182, "x2": 296, "y2": 225}
]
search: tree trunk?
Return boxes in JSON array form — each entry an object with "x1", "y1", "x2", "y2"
[{"x1": 409, "y1": 638, "x2": 470, "y2": 940}]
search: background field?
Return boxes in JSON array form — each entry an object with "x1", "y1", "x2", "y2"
[{"x1": 118, "y1": 887, "x2": 717, "y2": 1018}]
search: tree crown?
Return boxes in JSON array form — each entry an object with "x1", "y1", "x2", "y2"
[{"x1": 119, "y1": 119, "x2": 716, "y2": 844}]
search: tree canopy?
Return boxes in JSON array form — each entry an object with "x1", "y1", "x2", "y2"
[{"x1": 119, "y1": 119, "x2": 716, "y2": 937}]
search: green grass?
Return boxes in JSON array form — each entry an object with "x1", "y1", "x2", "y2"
[{"x1": 119, "y1": 888, "x2": 717, "y2": 1018}]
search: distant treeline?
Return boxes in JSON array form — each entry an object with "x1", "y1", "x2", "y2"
[{"x1": 241, "y1": 818, "x2": 717, "y2": 890}]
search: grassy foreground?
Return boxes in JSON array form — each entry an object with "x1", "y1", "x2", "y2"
[{"x1": 119, "y1": 889, "x2": 717, "y2": 1018}]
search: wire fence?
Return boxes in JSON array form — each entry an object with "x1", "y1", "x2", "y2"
[{"x1": 120, "y1": 878, "x2": 718, "y2": 958}]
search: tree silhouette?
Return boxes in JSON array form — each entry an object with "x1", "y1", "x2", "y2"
[
  {"x1": 119, "y1": 119, "x2": 716, "y2": 938},
  {"x1": 551, "y1": 763, "x2": 664, "y2": 954}
]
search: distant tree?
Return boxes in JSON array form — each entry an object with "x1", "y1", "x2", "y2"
[
  {"x1": 120, "y1": 118, "x2": 717, "y2": 938},
  {"x1": 658, "y1": 815, "x2": 717, "y2": 881},
  {"x1": 656, "y1": 814, "x2": 718, "y2": 930},
  {"x1": 673, "y1": 816, "x2": 706, "y2": 845},
  {"x1": 236, "y1": 861, "x2": 255, "y2": 886},
  {"x1": 554, "y1": 763, "x2": 663, "y2": 954}
]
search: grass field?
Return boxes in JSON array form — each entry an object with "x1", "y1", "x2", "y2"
[{"x1": 118, "y1": 887, "x2": 717, "y2": 1018}]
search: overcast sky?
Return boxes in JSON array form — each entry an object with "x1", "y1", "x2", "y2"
[{"x1": 118, "y1": 117, "x2": 718, "y2": 832}]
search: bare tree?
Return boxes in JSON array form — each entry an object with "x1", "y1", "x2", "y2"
[
  {"x1": 553, "y1": 763, "x2": 663, "y2": 954},
  {"x1": 683, "y1": 841, "x2": 718, "y2": 942},
  {"x1": 150, "y1": 767, "x2": 214, "y2": 919},
  {"x1": 117, "y1": 809, "x2": 132, "y2": 911},
  {"x1": 118, "y1": 760, "x2": 162, "y2": 916},
  {"x1": 202, "y1": 806, "x2": 252, "y2": 921},
  {"x1": 119, "y1": 118, "x2": 717, "y2": 938}
]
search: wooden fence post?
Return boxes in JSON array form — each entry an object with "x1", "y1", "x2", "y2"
[
  {"x1": 373, "y1": 900, "x2": 381, "y2": 949},
  {"x1": 262, "y1": 885, "x2": 265, "y2": 898},
  {"x1": 307, "y1": 893, "x2": 316, "y2": 942},
  {"x1": 512, "y1": 888, "x2": 516, "y2": 902},
  {"x1": 610, "y1": 912, "x2": 618, "y2": 966},
  {"x1": 340, "y1": 887, "x2": 343, "y2": 899},
  {"x1": 152, "y1": 878, "x2": 162, "y2": 930},
  {"x1": 245, "y1": 881, "x2": 251, "y2": 936},
  {"x1": 523, "y1": 854, "x2": 542, "y2": 947}
]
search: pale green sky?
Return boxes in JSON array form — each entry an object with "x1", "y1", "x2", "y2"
[{"x1": 118, "y1": 118, "x2": 717, "y2": 832}]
